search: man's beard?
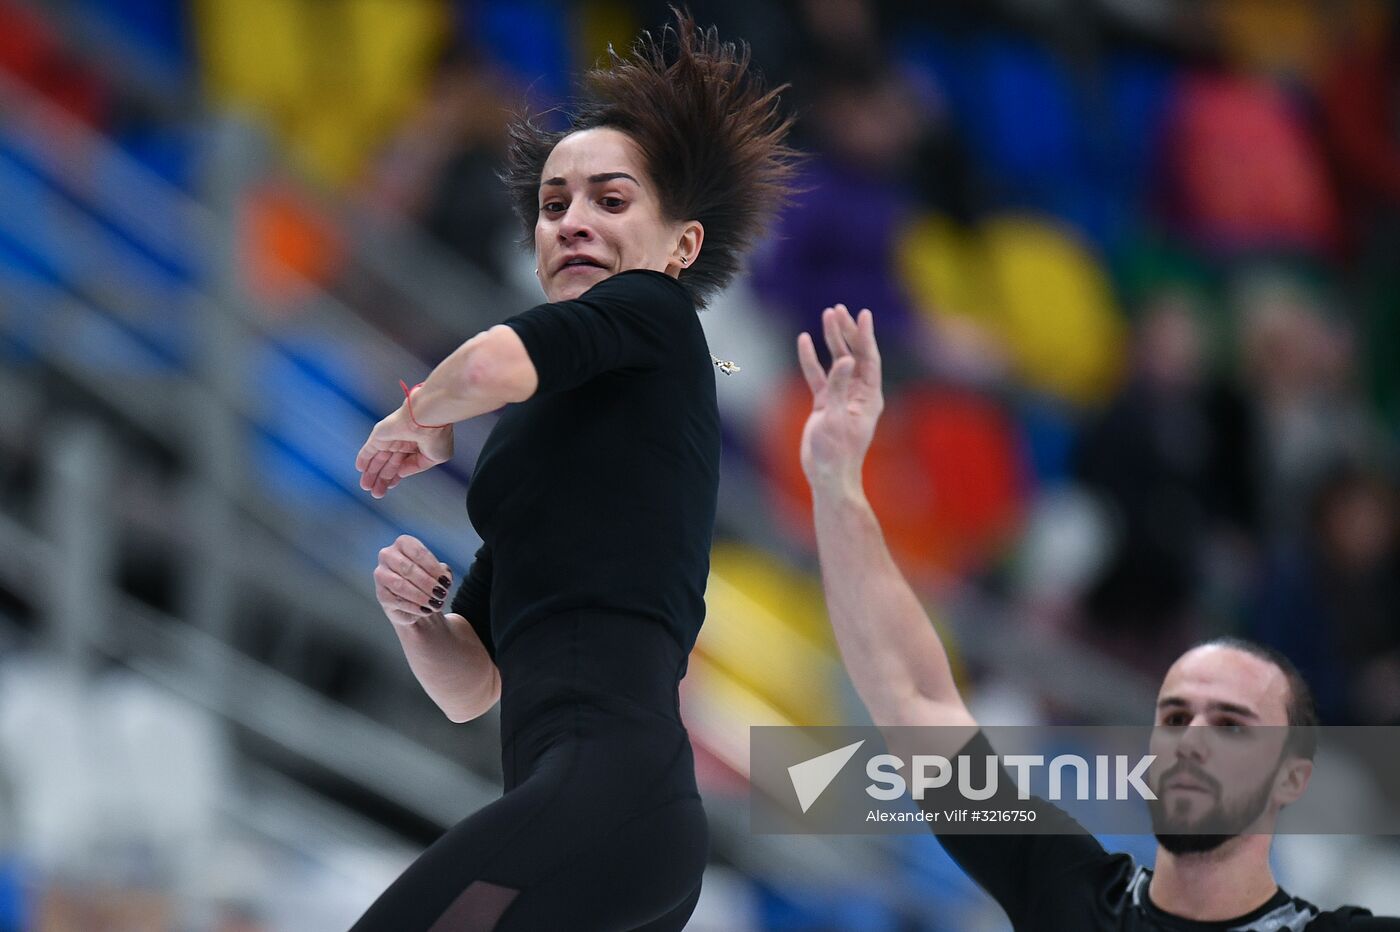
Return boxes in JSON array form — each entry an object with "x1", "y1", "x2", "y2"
[{"x1": 1149, "y1": 763, "x2": 1276, "y2": 856}]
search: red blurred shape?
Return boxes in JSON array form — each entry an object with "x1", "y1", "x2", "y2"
[
  {"x1": 761, "y1": 375, "x2": 1024, "y2": 582},
  {"x1": 0, "y1": 0, "x2": 108, "y2": 125},
  {"x1": 1164, "y1": 74, "x2": 1339, "y2": 254}
]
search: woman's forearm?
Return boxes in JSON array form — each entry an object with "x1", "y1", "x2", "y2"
[
  {"x1": 392, "y1": 611, "x2": 500, "y2": 723},
  {"x1": 410, "y1": 326, "x2": 538, "y2": 425}
]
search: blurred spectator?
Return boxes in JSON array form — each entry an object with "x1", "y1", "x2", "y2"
[
  {"x1": 750, "y1": 56, "x2": 947, "y2": 380},
  {"x1": 1318, "y1": 5, "x2": 1400, "y2": 429},
  {"x1": 1073, "y1": 290, "x2": 1259, "y2": 675},
  {"x1": 1251, "y1": 465, "x2": 1400, "y2": 725},
  {"x1": 1236, "y1": 271, "x2": 1380, "y2": 541},
  {"x1": 1319, "y1": 1, "x2": 1400, "y2": 211},
  {"x1": 360, "y1": 41, "x2": 519, "y2": 284}
]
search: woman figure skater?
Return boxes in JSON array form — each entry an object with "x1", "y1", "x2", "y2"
[{"x1": 349, "y1": 12, "x2": 796, "y2": 931}]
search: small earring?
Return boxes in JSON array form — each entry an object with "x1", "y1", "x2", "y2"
[{"x1": 681, "y1": 257, "x2": 689, "y2": 266}]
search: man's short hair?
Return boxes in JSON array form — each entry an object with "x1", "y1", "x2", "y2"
[{"x1": 1193, "y1": 636, "x2": 1319, "y2": 760}]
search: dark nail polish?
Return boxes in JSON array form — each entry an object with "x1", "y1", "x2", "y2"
[
  {"x1": 437, "y1": 575, "x2": 450, "y2": 586},
  {"x1": 432, "y1": 586, "x2": 446, "y2": 599},
  {"x1": 420, "y1": 604, "x2": 432, "y2": 613},
  {"x1": 428, "y1": 597, "x2": 444, "y2": 608}
]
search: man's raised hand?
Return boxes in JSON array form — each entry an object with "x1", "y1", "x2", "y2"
[{"x1": 796, "y1": 304, "x2": 884, "y2": 493}]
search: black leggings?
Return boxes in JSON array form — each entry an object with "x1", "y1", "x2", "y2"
[{"x1": 350, "y1": 613, "x2": 710, "y2": 931}]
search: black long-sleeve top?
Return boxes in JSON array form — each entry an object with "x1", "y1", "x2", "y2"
[{"x1": 450, "y1": 270, "x2": 720, "y2": 666}]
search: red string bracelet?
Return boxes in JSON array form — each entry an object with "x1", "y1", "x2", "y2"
[{"x1": 399, "y1": 379, "x2": 452, "y2": 430}]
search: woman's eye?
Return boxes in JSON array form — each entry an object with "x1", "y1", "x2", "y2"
[
  {"x1": 542, "y1": 202, "x2": 565, "y2": 214},
  {"x1": 600, "y1": 196, "x2": 624, "y2": 209}
]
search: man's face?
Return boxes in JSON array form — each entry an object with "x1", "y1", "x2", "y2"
[{"x1": 1147, "y1": 646, "x2": 1309, "y2": 855}]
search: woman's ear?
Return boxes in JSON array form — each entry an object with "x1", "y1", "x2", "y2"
[{"x1": 675, "y1": 220, "x2": 704, "y2": 268}]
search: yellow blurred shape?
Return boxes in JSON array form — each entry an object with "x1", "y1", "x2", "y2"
[
  {"x1": 982, "y1": 216, "x2": 1124, "y2": 404},
  {"x1": 194, "y1": 0, "x2": 449, "y2": 184},
  {"x1": 1212, "y1": 0, "x2": 1327, "y2": 80},
  {"x1": 698, "y1": 544, "x2": 841, "y2": 724},
  {"x1": 901, "y1": 212, "x2": 1124, "y2": 404},
  {"x1": 899, "y1": 213, "x2": 995, "y2": 322},
  {"x1": 682, "y1": 651, "x2": 798, "y2": 778},
  {"x1": 576, "y1": 0, "x2": 639, "y2": 69}
]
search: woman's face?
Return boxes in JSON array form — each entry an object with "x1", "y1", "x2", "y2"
[{"x1": 534, "y1": 127, "x2": 701, "y2": 302}]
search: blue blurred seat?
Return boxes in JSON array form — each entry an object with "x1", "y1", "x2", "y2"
[
  {"x1": 69, "y1": 0, "x2": 194, "y2": 80},
  {"x1": 466, "y1": 0, "x2": 572, "y2": 111},
  {"x1": 0, "y1": 856, "x2": 26, "y2": 932}
]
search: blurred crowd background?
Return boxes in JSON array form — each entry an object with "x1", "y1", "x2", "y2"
[{"x1": 0, "y1": 0, "x2": 1398, "y2": 929}]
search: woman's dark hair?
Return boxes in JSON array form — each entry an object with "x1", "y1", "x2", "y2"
[{"x1": 501, "y1": 7, "x2": 800, "y2": 307}]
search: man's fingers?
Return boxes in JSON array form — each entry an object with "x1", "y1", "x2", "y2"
[
  {"x1": 856, "y1": 308, "x2": 882, "y2": 376},
  {"x1": 797, "y1": 332, "x2": 826, "y2": 396},
  {"x1": 822, "y1": 306, "x2": 851, "y2": 361},
  {"x1": 827, "y1": 354, "x2": 855, "y2": 400},
  {"x1": 857, "y1": 308, "x2": 876, "y2": 349},
  {"x1": 837, "y1": 304, "x2": 859, "y2": 346}
]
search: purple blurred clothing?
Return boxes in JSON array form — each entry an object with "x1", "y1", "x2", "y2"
[{"x1": 750, "y1": 159, "x2": 922, "y2": 355}]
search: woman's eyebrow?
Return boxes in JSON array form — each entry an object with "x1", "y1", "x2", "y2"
[{"x1": 540, "y1": 172, "x2": 640, "y2": 188}]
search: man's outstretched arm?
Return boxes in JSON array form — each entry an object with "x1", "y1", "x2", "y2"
[{"x1": 799, "y1": 305, "x2": 977, "y2": 736}]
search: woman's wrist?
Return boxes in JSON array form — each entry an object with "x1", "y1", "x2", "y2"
[{"x1": 399, "y1": 379, "x2": 453, "y2": 430}]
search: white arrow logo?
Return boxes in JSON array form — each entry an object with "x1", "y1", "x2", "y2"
[{"x1": 788, "y1": 740, "x2": 866, "y2": 813}]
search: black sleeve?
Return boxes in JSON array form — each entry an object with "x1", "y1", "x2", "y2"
[
  {"x1": 449, "y1": 544, "x2": 495, "y2": 662},
  {"x1": 920, "y1": 730, "x2": 1120, "y2": 928},
  {"x1": 501, "y1": 269, "x2": 695, "y2": 394}
]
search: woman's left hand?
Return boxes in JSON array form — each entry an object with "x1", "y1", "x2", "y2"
[{"x1": 355, "y1": 405, "x2": 454, "y2": 498}]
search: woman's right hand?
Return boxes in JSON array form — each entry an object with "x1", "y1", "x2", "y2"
[
  {"x1": 374, "y1": 534, "x2": 453, "y2": 626},
  {"x1": 355, "y1": 402, "x2": 454, "y2": 499}
]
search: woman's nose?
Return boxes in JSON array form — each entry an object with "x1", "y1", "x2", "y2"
[{"x1": 557, "y1": 206, "x2": 593, "y2": 241}]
